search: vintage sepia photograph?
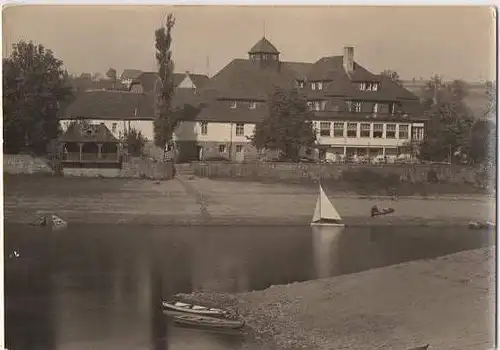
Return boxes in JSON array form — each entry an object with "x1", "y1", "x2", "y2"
[{"x1": 2, "y1": 4, "x2": 497, "y2": 350}]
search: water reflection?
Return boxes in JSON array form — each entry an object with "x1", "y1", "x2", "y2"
[
  {"x1": 4, "y1": 223, "x2": 492, "y2": 350},
  {"x1": 311, "y1": 226, "x2": 344, "y2": 279}
]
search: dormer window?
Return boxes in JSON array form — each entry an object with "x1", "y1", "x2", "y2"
[
  {"x1": 311, "y1": 82, "x2": 317, "y2": 91},
  {"x1": 249, "y1": 101, "x2": 257, "y2": 110},
  {"x1": 230, "y1": 101, "x2": 237, "y2": 109},
  {"x1": 297, "y1": 80, "x2": 305, "y2": 88},
  {"x1": 317, "y1": 82, "x2": 323, "y2": 90},
  {"x1": 360, "y1": 82, "x2": 379, "y2": 91}
]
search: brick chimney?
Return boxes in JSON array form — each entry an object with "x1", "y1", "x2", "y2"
[{"x1": 343, "y1": 46, "x2": 354, "y2": 75}]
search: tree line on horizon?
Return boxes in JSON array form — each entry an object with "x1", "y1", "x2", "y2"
[{"x1": 2, "y1": 16, "x2": 496, "y2": 168}]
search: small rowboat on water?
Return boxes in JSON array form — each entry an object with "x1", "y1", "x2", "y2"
[
  {"x1": 162, "y1": 301, "x2": 228, "y2": 317},
  {"x1": 171, "y1": 314, "x2": 244, "y2": 330}
]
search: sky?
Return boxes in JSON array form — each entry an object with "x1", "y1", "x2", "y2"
[{"x1": 2, "y1": 5, "x2": 496, "y2": 82}]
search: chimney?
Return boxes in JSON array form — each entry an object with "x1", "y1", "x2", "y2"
[{"x1": 343, "y1": 46, "x2": 354, "y2": 75}]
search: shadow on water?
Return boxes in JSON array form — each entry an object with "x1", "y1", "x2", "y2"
[{"x1": 4, "y1": 223, "x2": 493, "y2": 349}]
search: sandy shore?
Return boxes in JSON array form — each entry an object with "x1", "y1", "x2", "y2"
[
  {"x1": 4, "y1": 174, "x2": 495, "y2": 226},
  {"x1": 179, "y1": 246, "x2": 495, "y2": 350}
]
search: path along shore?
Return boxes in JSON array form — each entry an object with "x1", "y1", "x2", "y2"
[
  {"x1": 4, "y1": 174, "x2": 495, "y2": 226},
  {"x1": 179, "y1": 247, "x2": 495, "y2": 350}
]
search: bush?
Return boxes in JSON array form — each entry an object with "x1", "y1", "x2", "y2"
[{"x1": 125, "y1": 128, "x2": 146, "y2": 157}]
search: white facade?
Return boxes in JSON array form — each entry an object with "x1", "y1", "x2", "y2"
[
  {"x1": 174, "y1": 121, "x2": 256, "y2": 142},
  {"x1": 59, "y1": 119, "x2": 155, "y2": 141},
  {"x1": 313, "y1": 120, "x2": 425, "y2": 160}
]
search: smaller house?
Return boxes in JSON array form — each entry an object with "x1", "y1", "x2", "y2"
[
  {"x1": 59, "y1": 122, "x2": 121, "y2": 164},
  {"x1": 129, "y1": 71, "x2": 210, "y2": 94}
]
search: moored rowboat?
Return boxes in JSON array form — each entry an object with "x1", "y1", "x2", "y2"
[
  {"x1": 171, "y1": 314, "x2": 244, "y2": 330},
  {"x1": 162, "y1": 301, "x2": 228, "y2": 317}
]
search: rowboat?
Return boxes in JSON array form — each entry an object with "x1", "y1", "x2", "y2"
[
  {"x1": 162, "y1": 301, "x2": 228, "y2": 317},
  {"x1": 171, "y1": 314, "x2": 244, "y2": 330}
]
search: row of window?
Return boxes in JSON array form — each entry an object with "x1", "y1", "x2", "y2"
[
  {"x1": 318, "y1": 122, "x2": 410, "y2": 139},
  {"x1": 296, "y1": 81, "x2": 381, "y2": 92},
  {"x1": 229, "y1": 100, "x2": 259, "y2": 109},
  {"x1": 307, "y1": 100, "x2": 397, "y2": 114},
  {"x1": 218, "y1": 144, "x2": 244, "y2": 153},
  {"x1": 200, "y1": 122, "x2": 246, "y2": 136},
  {"x1": 227, "y1": 99, "x2": 399, "y2": 114}
]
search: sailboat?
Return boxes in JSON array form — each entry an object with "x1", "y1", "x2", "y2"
[{"x1": 310, "y1": 184, "x2": 344, "y2": 227}]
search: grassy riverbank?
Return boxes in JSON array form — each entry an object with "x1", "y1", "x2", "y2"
[
  {"x1": 4, "y1": 173, "x2": 495, "y2": 226},
  {"x1": 179, "y1": 247, "x2": 495, "y2": 350}
]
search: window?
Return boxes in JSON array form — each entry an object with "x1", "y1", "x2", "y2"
[
  {"x1": 311, "y1": 82, "x2": 316, "y2": 90},
  {"x1": 370, "y1": 83, "x2": 379, "y2": 91},
  {"x1": 346, "y1": 101, "x2": 353, "y2": 112},
  {"x1": 200, "y1": 121, "x2": 208, "y2": 135},
  {"x1": 249, "y1": 101, "x2": 257, "y2": 109},
  {"x1": 317, "y1": 81, "x2": 323, "y2": 90},
  {"x1": 219, "y1": 144, "x2": 227, "y2": 153},
  {"x1": 235, "y1": 123, "x2": 245, "y2": 136},
  {"x1": 319, "y1": 122, "x2": 331, "y2": 137},
  {"x1": 236, "y1": 145, "x2": 243, "y2": 153},
  {"x1": 372, "y1": 103, "x2": 379, "y2": 114},
  {"x1": 353, "y1": 102, "x2": 362, "y2": 112},
  {"x1": 390, "y1": 103, "x2": 396, "y2": 114},
  {"x1": 347, "y1": 122, "x2": 357, "y2": 138},
  {"x1": 333, "y1": 122, "x2": 344, "y2": 137},
  {"x1": 297, "y1": 80, "x2": 304, "y2": 88},
  {"x1": 321, "y1": 100, "x2": 327, "y2": 111},
  {"x1": 412, "y1": 126, "x2": 424, "y2": 141},
  {"x1": 373, "y1": 123, "x2": 383, "y2": 138},
  {"x1": 360, "y1": 123, "x2": 370, "y2": 138},
  {"x1": 111, "y1": 123, "x2": 117, "y2": 133},
  {"x1": 386, "y1": 124, "x2": 396, "y2": 139},
  {"x1": 230, "y1": 101, "x2": 237, "y2": 109},
  {"x1": 359, "y1": 82, "x2": 366, "y2": 91},
  {"x1": 399, "y1": 124, "x2": 409, "y2": 139},
  {"x1": 307, "y1": 101, "x2": 313, "y2": 110}
]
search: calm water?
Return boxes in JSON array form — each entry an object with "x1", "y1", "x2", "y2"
[{"x1": 4, "y1": 224, "x2": 494, "y2": 350}]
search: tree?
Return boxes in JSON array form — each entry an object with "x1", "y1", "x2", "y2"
[
  {"x1": 484, "y1": 80, "x2": 496, "y2": 119},
  {"x1": 418, "y1": 76, "x2": 475, "y2": 162},
  {"x1": 380, "y1": 69, "x2": 401, "y2": 84},
  {"x1": 106, "y1": 67, "x2": 117, "y2": 81},
  {"x1": 466, "y1": 119, "x2": 495, "y2": 164},
  {"x1": 153, "y1": 13, "x2": 177, "y2": 149},
  {"x1": 251, "y1": 87, "x2": 316, "y2": 161},
  {"x1": 3, "y1": 40, "x2": 73, "y2": 154},
  {"x1": 125, "y1": 128, "x2": 147, "y2": 157}
]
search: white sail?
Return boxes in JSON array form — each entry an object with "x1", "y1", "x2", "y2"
[
  {"x1": 312, "y1": 195, "x2": 322, "y2": 222},
  {"x1": 318, "y1": 185, "x2": 342, "y2": 221}
]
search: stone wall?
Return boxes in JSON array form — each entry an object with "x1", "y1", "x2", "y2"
[
  {"x1": 4, "y1": 155, "x2": 174, "y2": 180},
  {"x1": 190, "y1": 161, "x2": 482, "y2": 184},
  {"x1": 3, "y1": 155, "x2": 52, "y2": 174}
]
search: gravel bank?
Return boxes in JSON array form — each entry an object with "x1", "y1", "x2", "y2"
[
  {"x1": 4, "y1": 174, "x2": 495, "y2": 226},
  {"x1": 179, "y1": 247, "x2": 496, "y2": 350}
]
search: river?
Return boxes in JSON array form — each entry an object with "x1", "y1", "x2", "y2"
[{"x1": 4, "y1": 224, "x2": 493, "y2": 350}]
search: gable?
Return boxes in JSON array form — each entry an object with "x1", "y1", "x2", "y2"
[{"x1": 178, "y1": 75, "x2": 196, "y2": 88}]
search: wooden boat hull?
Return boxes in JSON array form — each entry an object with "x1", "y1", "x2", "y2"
[
  {"x1": 310, "y1": 222, "x2": 345, "y2": 227},
  {"x1": 162, "y1": 301, "x2": 227, "y2": 317},
  {"x1": 172, "y1": 314, "x2": 244, "y2": 330}
]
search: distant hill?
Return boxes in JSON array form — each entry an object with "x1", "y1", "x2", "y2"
[{"x1": 402, "y1": 80, "x2": 492, "y2": 120}]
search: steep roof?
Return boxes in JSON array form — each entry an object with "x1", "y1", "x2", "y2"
[
  {"x1": 60, "y1": 88, "x2": 199, "y2": 121},
  {"x1": 120, "y1": 69, "x2": 143, "y2": 80},
  {"x1": 61, "y1": 90, "x2": 154, "y2": 120},
  {"x1": 195, "y1": 59, "x2": 308, "y2": 101},
  {"x1": 304, "y1": 56, "x2": 419, "y2": 101},
  {"x1": 131, "y1": 72, "x2": 210, "y2": 92},
  {"x1": 248, "y1": 37, "x2": 280, "y2": 54},
  {"x1": 59, "y1": 122, "x2": 118, "y2": 143}
]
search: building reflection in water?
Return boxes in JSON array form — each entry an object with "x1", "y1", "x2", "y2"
[{"x1": 311, "y1": 226, "x2": 344, "y2": 279}]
